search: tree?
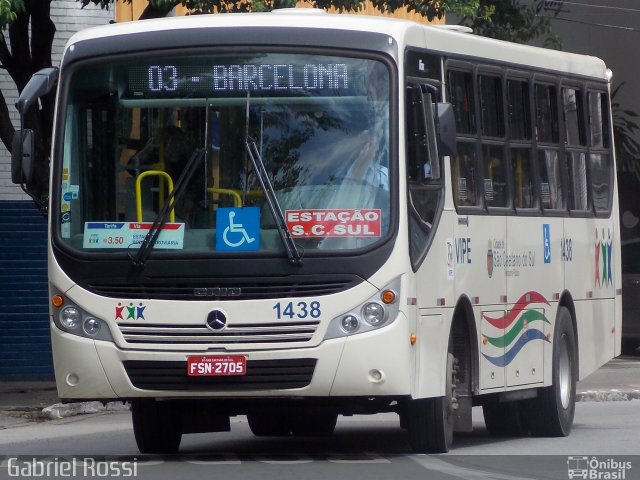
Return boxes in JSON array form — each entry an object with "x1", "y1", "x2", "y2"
[
  {"x1": 456, "y1": 0, "x2": 563, "y2": 48},
  {"x1": 0, "y1": 0, "x2": 55, "y2": 209}
]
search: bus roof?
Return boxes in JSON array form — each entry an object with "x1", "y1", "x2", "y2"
[{"x1": 65, "y1": 9, "x2": 609, "y2": 80}]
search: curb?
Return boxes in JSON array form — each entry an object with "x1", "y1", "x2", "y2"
[
  {"x1": 577, "y1": 390, "x2": 640, "y2": 402},
  {"x1": 41, "y1": 401, "x2": 130, "y2": 420}
]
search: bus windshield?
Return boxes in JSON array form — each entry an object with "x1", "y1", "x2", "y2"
[{"x1": 57, "y1": 52, "x2": 391, "y2": 256}]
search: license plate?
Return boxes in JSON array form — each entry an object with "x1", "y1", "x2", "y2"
[{"x1": 187, "y1": 355, "x2": 247, "y2": 377}]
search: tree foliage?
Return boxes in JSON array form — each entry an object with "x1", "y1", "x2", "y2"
[
  {"x1": 457, "y1": 0, "x2": 562, "y2": 48},
  {"x1": 79, "y1": 0, "x2": 491, "y2": 21},
  {"x1": 0, "y1": 0, "x2": 55, "y2": 208}
]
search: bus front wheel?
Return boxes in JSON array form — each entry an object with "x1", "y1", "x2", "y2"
[
  {"x1": 406, "y1": 353, "x2": 455, "y2": 453},
  {"x1": 131, "y1": 399, "x2": 182, "y2": 454}
]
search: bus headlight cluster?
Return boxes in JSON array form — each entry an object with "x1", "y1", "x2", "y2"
[
  {"x1": 362, "y1": 302, "x2": 385, "y2": 326},
  {"x1": 60, "y1": 306, "x2": 81, "y2": 330},
  {"x1": 341, "y1": 314, "x2": 360, "y2": 333},
  {"x1": 325, "y1": 278, "x2": 401, "y2": 340},
  {"x1": 52, "y1": 291, "x2": 114, "y2": 342}
]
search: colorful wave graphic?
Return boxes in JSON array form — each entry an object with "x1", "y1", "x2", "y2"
[{"x1": 482, "y1": 291, "x2": 551, "y2": 367}]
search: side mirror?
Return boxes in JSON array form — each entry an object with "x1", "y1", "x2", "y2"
[
  {"x1": 11, "y1": 129, "x2": 34, "y2": 184},
  {"x1": 435, "y1": 102, "x2": 457, "y2": 157},
  {"x1": 15, "y1": 67, "x2": 59, "y2": 115}
]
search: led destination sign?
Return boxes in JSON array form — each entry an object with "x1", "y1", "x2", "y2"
[
  {"x1": 124, "y1": 54, "x2": 385, "y2": 98},
  {"x1": 130, "y1": 63, "x2": 350, "y2": 96}
]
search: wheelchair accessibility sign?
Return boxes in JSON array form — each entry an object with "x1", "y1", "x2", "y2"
[{"x1": 216, "y1": 207, "x2": 260, "y2": 251}]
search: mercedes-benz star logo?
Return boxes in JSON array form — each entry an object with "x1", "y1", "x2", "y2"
[{"x1": 206, "y1": 310, "x2": 228, "y2": 331}]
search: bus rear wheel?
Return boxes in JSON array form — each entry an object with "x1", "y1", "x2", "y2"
[
  {"x1": 407, "y1": 353, "x2": 455, "y2": 453},
  {"x1": 131, "y1": 399, "x2": 182, "y2": 454},
  {"x1": 524, "y1": 306, "x2": 577, "y2": 437}
]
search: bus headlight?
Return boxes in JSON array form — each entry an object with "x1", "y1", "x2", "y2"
[
  {"x1": 362, "y1": 302, "x2": 386, "y2": 326},
  {"x1": 324, "y1": 277, "x2": 400, "y2": 340},
  {"x1": 60, "y1": 306, "x2": 81, "y2": 330},
  {"x1": 341, "y1": 314, "x2": 360, "y2": 333},
  {"x1": 83, "y1": 317, "x2": 101, "y2": 336}
]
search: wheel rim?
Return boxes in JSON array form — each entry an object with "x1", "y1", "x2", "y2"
[{"x1": 558, "y1": 333, "x2": 572, "y2": 409}]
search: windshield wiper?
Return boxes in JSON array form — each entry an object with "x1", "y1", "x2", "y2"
[
  {"x1": 244, "y1": 92, "x2": 302, "y2": 266},
  {"x1": 130, "y1": 147, "x2": 206, "y2": 269},
  {"x1": 245, "y1": 138, "x2": 303, "y2": 266}
]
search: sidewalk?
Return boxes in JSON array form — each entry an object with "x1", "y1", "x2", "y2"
[{"x1": 0, "y1": 356, "x2": 638, "y2": 429}]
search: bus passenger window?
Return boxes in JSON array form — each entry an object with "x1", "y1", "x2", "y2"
[
  {"x1": 567, "y1": 152, "x2": 588, "y2": 211},
  {"x1": 448, "y1": 70, "x2": 476, "y2": 135},
  {"x1": 589, "y1": 91, "x2": 610, "y2": 148},
  {"x1": 538, "y1": 149, "x2": 564, "y2": 210},
  {"x1": 507, "y1": 79, "x2": 531, "y2": 140},
  {"x1": 511, "y1": 148, "x2": 535, "y2": 209},
  {"x1": 535, "y1": 84, "x2": 559, "y2": 143},
  {"x1": 451, "y1": 142, "x2": 479, "y2": 207},
  {"x1": 588, "y1": 91, "x2": 612, "y2": 214},
  {"x1": 562, "y1": 88, "x2": 586, "y2": 146},
  {"x1": 482, "y1": 144, "x2": 508, "y2": 208},
  {"x1": 591, "y1": 154, "x2": 611, "y2": 213},
  {"x1": 479, "y1": 74, "x2": 505, "y2": 138}
]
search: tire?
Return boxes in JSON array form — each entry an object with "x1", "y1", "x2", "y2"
[
  {"x1": 524, "y1": 306, "x2": 577, "y2": 437},
  {"x1": 131, "y1": 399, "x2": 182, "y2": 454},
  {"x1": 247, "y1": 412, "x2": 291, "y2": 437},
  {"x1": 482, "y1": 399, "x2": 528, "y2": 437},
  {"x1": 407, "y1": 353, "x2": 455, "y2": 453},
  {"x1": 290, "y1": 412, "x2": 338, "y2": 437}
]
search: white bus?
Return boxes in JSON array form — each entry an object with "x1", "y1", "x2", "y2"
[{"x1": 12, "y1": 10, "x2": 621, "y2": 454}]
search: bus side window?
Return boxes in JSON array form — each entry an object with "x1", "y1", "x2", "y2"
[
  {"x1": 588, "y1": 91, "x2": 613, "y2": 214},
  {"x1": 451, "y1": 142, "x2": 479, "y2": 207},
  {"x1": 535, "y1": 83, "x2": 559, "y2": 143},
  {"x1": 448, "y1": 69, "x2": 480, "y2": 209},
  {"x1": 482, "y1": 144, "x2": 509, "y2": 208},
  {"x1": 511, "y1": 148, "x2": 535, "y2": 209},
  {"x1": 538, "y1": 149, "x2": 565, "y2": 210}
]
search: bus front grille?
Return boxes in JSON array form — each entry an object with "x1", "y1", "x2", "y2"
[
  {"x1": 117, "y1": 321, "x2": 320, "y2": 346},
  {"x1": 87, "y1": 275, "x2": 361, "y2": 300},
  {"x1": 123, "y1": 358, "x2": 317, "y2": 391}
]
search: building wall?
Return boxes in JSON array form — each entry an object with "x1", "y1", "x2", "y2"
[{"x1": 0, "y1": 1, "x2": 112, "y2": 201}]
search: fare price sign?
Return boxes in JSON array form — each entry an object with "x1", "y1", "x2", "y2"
[
  {"x1": 82, "y1": 222, "x2": 185, "y2": 249},
  {"x1": 286, "y1": 209, "x2": 382, "y2": 238}
]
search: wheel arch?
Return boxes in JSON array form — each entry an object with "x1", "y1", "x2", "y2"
[
  {"x1": 451, "y1": 295, "x2": 479, "y2": 395},
  {"x1": 557, "y1": 290, "x2": 580, "y2": 380}
]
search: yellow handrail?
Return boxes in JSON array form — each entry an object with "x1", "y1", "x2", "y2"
[
  {"x1": 207, "y1": 187, "x2": 242, "y2": 208},
  {"x1": 135, "y1": 170, "x2": 175, "y2": 222}
]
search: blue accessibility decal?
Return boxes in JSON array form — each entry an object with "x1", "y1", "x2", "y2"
[{"x1": 216, "y1": 207, "x2": 260, "y2": 252}]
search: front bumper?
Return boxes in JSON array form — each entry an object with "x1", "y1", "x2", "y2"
[{"x1": 51, "y1": 312, "x2": 413, "y2": 401}]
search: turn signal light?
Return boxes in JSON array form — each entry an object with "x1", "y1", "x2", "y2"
[
  {"x1": 52, "y1": 294, "x2": 64, "y2": 308},
  {"x1": 381, "y1": 289, "x2": 396, "y2": 304}
]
